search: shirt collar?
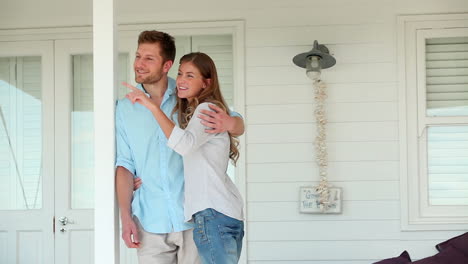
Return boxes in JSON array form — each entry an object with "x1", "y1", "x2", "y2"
[
  {"x1": 136, "y1": 83, "x2": 149, "y2": 96},
  {"x1": 167, "y1": 77, "x2": 176, "y2": 96},
  {"x1": 137, "y1": 77, "x2": 176, "y2": 97}
]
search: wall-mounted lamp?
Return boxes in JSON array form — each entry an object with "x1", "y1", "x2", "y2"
[
  {"x1": 294, "y1": 41, "x2": 342, "y2": 214},
  {"x1": 293, "y1": 40, "x2": 336, "y2": 80}
]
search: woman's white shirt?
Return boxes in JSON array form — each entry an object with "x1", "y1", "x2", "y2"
[{"x1": 167, "y1": 102, "x2": 244, "y2": 222}]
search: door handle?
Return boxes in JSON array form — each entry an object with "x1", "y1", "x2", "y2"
[{"x1": 58, "y1": 216, "x2": 68, "y2": 226}]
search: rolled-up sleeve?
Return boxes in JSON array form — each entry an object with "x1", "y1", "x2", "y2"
[
  {"x1": 230, "y1": 110, "x2": 242, "y2": 119},
  {"x1": 167, "y1": 103, "x2": 215, "y2": 156},
  {"x1": 115, "y1": 101, "x2": 135, "y2": 175}
]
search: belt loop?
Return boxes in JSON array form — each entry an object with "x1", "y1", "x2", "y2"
[{"x1": 209, "y1": 208, "x2": 216, "y2": 216}]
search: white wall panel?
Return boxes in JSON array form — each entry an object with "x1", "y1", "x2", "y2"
[
  {"x1": 248, "y1": 122, "x2": 398, "y2": 143},
  {"x1": 70, "y1": 230, "x2": 94, "y2": 264},
  {"x1": 248, "y1": 142, "x2": 398, "y2": 163},
  {"x1": 248, "y1": 200, "x2": 399, "y2": 221},
  {"x1": 248, "y1": 161, "x2": 399, "y2": 182},
  {"x1": 247, "y1": 102, "x2": 398, "y2": 124},
  {"x1": 247, "y1": 83, "x2": 397, "y2": 105},
  {"x1": 247, "y1": 43, "x2": 395, "y2": 67},
  {"x1": 114, "y1": 0, "x2": 397, "y2": 27},
  {"x1": 248, "y1": 240, "x2": 441, "y2": 261},
  {"x1": 248, "y1": 181, "x2": 399, "y2": 202},
  {"x1": 18, "y1": 231, "x2": 42, "y2": 264},
  {"x1": 395, "y1": 0, "x2": 468, "y2": 13},
  {"x1": 247, "y1": 221, "x2": 462, "y2": 241},
  {"x1": 246, "y1": 24, "x2": 392, "y2": 47},
  {"x1": 247, "y1": 63, "x2": 396, "y2": 86}
]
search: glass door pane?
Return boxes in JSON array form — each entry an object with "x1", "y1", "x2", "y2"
[
  {"x1": 0, "y1": 56, "x2": 43, "y2": 210},
  {"x1": 71, "y1": 54, "x2": 130, "y2": 209}
]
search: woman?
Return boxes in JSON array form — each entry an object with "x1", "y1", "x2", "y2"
[{"x1": 125, "y1": 52, "x2": 244, "y2": 264}]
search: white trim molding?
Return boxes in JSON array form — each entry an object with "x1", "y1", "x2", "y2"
[{"x1": 398, "y1": 13, "x2": 468, "y2": 231}]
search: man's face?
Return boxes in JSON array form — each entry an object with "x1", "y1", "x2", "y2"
[{"x1": 133, "y1": 42, "x2": 171, "y2": 85}]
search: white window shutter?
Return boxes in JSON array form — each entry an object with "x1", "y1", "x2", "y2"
[{"x1": 426, "y1": 37, "x2": 468, "y2": 115}]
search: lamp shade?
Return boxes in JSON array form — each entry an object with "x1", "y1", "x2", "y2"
[{"x1": 293, "y1": 40, "x2": 336, "y2": 69}]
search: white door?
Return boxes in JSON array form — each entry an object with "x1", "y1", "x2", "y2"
[
  {"x1": 54, "y1": 39, "x2": 96, "y2": 264},
  {"x1": 0, "y1": 41, "x2": 55, "y2": 264},
  {"x1": 54, "y1": 38, "x2": 140, "y2": 264}
]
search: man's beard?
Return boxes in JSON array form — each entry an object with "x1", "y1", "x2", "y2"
[{"x1": 135, "y1": 72, "x2": 163, "y2": 85}]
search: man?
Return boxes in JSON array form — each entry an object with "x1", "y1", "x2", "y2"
[{"x1": 115, "y1": 30, "x2": 244, "y2": 264}]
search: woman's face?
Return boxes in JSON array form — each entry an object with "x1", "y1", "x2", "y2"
[{"x1": 176, "y1": 62, "x2": 208, "y2": 102}]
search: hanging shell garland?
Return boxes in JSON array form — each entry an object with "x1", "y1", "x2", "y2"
[{"x1": 313, "y1": 80, "x2": 334, "y2": 212}]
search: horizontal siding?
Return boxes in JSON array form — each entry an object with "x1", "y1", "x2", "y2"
[
  {"x1": 248, "y1": 161, "x2": 399, "y2": 182},
  {"x1": 247, "y1": 221, "x2": 462, "y2": 242},
  {"x1": 241, "y1": 0, "x2": 395, "y2": 27},
  {"x1": 248, "y1": 200, "x2": 400, "y2": 221},
  {"x1": 248, "y1": 142, "x2": 398, "y2": 163},
  {"x1": 248, "y1": 181, "x2": 399, "y2": 202},
  {"x1": 247, "y1": 43, "x2": 395, "y2": 67},
  {"x1": 248, "y1": 122, "x2": 398, "y2": 143},
  {"x1": 246, "y1": 24, "x2": 393, "y2": 47},
  {"x1": 247, "y1": 63, "x2": 396, "y2": 86},
  {"x1": 247, "y1": 83, "x2": 397, "y2": 105},
  {"x1": 247, "y1": 102, "x2": 398, "y2": 124},
  {"x1": 248, "y1": 240, "x2": 450, "y2": 261}
]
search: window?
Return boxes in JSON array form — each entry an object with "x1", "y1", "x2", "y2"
[{"x1": 398, "y1": 14, "x2": 468, "y2": 230}]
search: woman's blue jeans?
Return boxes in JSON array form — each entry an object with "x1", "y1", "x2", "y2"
[{"x1": 192, "y1": 208, "x2": 244, "y2": 264}]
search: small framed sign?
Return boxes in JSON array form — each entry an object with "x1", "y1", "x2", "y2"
[{"x1": 299, "y1": 186, "x2": 342, "y2": 214}]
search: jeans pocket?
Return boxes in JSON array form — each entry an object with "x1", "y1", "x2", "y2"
[{"x1": 217, "y1": 219, "x2": 243, "y2": 256}]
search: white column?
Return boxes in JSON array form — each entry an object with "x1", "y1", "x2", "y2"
[{"x1": 93, "y1": 0, "x2": 119, "y2": 263}]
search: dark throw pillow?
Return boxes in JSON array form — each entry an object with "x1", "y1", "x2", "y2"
[
  {"x1": 413, "y1": 245, "x2": 468, "y2": 264},
  {"x1": 435, "y1": 232, "x2": 468, "y2": 256},
  {"x1": 373, "y1": 250, "x2": 412, "y2": 264}
]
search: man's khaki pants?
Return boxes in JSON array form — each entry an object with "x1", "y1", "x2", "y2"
[{"x1": 135, "y1": 219, "x2": 201, "y2": 264}]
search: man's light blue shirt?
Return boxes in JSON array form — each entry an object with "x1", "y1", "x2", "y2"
[{"x1": 115, "y1": 78, "x2": 193, "y2": 233}]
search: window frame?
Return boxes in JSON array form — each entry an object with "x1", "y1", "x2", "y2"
[{"x1": 398, "y1": 14, "x2": 468, "y2": 230}]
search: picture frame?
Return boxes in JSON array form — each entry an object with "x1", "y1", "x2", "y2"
[{"x1": 299, "y1": 186, "x2": 342, "y2": 214}]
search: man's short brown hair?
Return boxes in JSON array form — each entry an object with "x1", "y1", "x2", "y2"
[{"x1": 138, "y1": 30, "x2": 176, "y2": 63}]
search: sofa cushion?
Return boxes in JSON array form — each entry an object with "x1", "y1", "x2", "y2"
[
  {"x1": 435, "y1": 232, "x2": 468, "y2": 256},
  {"x1": 373, "y1": 250, "x2": 411, "y2": 264},
  {"x1": 413, "y1": 245, "x2": 468, "y2": 264}
]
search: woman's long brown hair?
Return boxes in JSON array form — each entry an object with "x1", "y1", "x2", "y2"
[{"x1": 172, "y1": 52, "x2": 239, "y2": 165}]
